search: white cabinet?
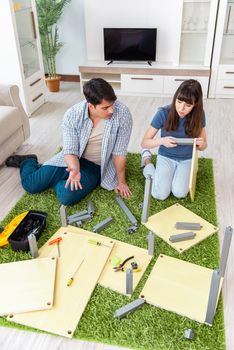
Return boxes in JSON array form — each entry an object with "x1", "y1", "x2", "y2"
[
  {"x1": 79, "y1": 63, "x2": 210, "y2": 97},
  {"x1": 0, "y1": 0, "x2": 46, "y2": 116},
  {"x1": 209, "y1": 0, "x2": 234, "y2": 97},
  {"x1": 178, "y1": 0, "x2": 218, "y2": 66},
  {"x1": 121, "y1": 75, "x2": 164, "y2": 94}
]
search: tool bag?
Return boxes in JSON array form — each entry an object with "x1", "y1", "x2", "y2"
[{"x1": 8, "y1": 210, "x2": 47, "y2": 252}]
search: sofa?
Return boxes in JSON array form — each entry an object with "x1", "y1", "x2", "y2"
[{"x1": 0, "y1": 84, "x2": 30, "y2": 165}]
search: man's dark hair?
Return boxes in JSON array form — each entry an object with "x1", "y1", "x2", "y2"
[{"x1": 83, "y1": 78, "x2": 117, "y2": 105}]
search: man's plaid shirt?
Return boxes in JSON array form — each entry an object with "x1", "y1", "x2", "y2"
[{"x1": 44, "y1": 100, "x2": 133, "y2": 190}]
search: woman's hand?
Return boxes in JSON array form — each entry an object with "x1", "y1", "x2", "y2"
[
  {"x1": 65, "y1": 168, "x2": 83, "y2": 191},
  {"x1": 196, "y1": 137, "x2": 206, "y2": 151},
  {"x1": 160, "y1": 136, "x2": 177, "y2": 148}
]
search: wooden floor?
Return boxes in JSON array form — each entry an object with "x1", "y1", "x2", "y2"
[{"x1": 0, "y1": 82, "x2": 233, "y2": 350}]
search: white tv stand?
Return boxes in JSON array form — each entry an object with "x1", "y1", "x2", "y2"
[{"x1": 79, "y1": 61, "x2": 210, "y2": 97}]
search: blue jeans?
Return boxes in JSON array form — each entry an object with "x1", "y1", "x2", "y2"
[
  {"x1": 20, "y1": 158, "x2": 101, "y2": 205},
  {"x1": 152, "y1": 155, "x2": 192, "y2": 200}
]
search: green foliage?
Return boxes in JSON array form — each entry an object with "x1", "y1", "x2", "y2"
[
  {"x1": 36, "y1": 0, "x2": 71, "y2": 78},
  {"x1": 0, "y1": 154, "x2": 225, "y2": 349}
]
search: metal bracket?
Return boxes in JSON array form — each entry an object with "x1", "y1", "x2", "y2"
[
  {"x1": 169, "y1": 231, "x2": 196, "y2": 243},
  {"x1": 219, "y1": 226, "x2": 233, "y2": 277},
  {"x1": 67, "y1": 210, "x2": 89, "y2": 224},
  {"x1": 93, "y1": 217, "x2": 113, "y2": 233},
  {"x1": 114, "y1": 298, "x2": 145, "y2": 320},
  {"x1": 204, "y1": 269, "x2": 221, "y2": 325},
  {"x1": 141, "y1": 176, "x2": 152, "y2": 223},
  {"x1": 115, "y1": 196, "x2": 138, "y2": 232},
  {"x1": 175, "y1": 222, "x2": 202, "y2": 230},
  {"x1": 87, "y1": 201, "x2": 95, "y2": 216},
  {"x1": 205, "y1": 226, "x2": 233, "y2": 325},
  {"x1": 175, "y1": 138, "x2": 194, "y2": 145},
  {"x1": 147, "y1": 231, "x2": 155, "y2": 256},
  {"x1": 126, "y1": 268, "x2": 133, "y2": 295},
  {"x1": 60, "y1": 205, "x2": 67, "y2": 227}
]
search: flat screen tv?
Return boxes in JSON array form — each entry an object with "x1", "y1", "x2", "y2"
[{"x1": 103, "y1": 28, "x2": 157, "y2": 64}]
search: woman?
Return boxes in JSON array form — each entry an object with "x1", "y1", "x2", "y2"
[{"x1": 141, "y1": 79, "x2": 207, "y2": 200}]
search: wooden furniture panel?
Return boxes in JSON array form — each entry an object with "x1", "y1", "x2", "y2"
[
  {"x1": 0, "y1": 257, "x2": 56, "y2": 316},
  {"x1": 144, "y1": 203, "x2": 217, "y2": 253},
  {"x1": 66, "y1": 226, "x2": 152, "y2": 296},
  {"x1": 141, "y1": 254, "x2": 223, "y2": 323},
  {"x1": 8, "y1": 229, "x2": 114, "y2": 338}
]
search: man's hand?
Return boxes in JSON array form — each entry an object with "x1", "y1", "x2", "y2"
[
  {"x1": 115, "y1": 182, "x2": 132, "y2": 198},
  {"x1": 160, "y1": 136, "x2": 177, "y2": 148},
  {"x1": 65, "y1": 168, "x2": 83, "y2": 191}
]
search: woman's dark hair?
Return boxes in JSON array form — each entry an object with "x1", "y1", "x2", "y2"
[
  {"x1": 165, "y1": 79, "x2": 203, "y2": 137},
  {"x1": 83, "y1": 78, "x2": 117, "y2": 105}
]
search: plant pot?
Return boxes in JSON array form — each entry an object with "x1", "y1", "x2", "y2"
[{"x1": 46, "y1": 76, "x2": 61, "y2": 92}]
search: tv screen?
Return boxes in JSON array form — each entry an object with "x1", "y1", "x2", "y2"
[{"x1": 103, "y1": 28, "x2": 157, "y2": 62}]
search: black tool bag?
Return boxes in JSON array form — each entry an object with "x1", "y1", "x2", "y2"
[{"x1": 8, "y1": 210, "x2": 47, "y2": 252}]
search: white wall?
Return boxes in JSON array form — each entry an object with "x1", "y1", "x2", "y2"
[
  {"x1": 84, "y1": 0, "x2": 182, "y2": 64},
  {"x1": 56, "y1": 0, "x2": 86, "y2": 75}
]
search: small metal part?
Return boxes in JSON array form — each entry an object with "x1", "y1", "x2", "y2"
[
  {"x1": 147, "y1": 231, "x2": 155, "y2": 255},
  {"x1": 184, "y1": 328, "x2": 195, "y2": 340},
  {"x1": 60, "y1": 205, "x2": 67, "y2": 227},
  {"x1": 93, "y1": 217, "x2": 113, "y2": 233},
  {"x1": 175, "y1": 222, "x2": 202, "y2": 230},
  {"x1": 28, "y1": 233, "x2": 38, "y2": 258},
  {"x1": 76, "y1": 221, "x2": 82, "y2": 227},
  {"x1": 131, "y1": 262, "x2": 138, "y2": 270},
  {"x1": 87, "y1": 201, "x2": 95, "y2": 216},
  {"x1": 68, "y1": 213, "x2": 92, "y2": 224},
  {"x1": 141, "y1": 176, "x2": 152, "y2": 223},
  {"x1": 127, "y1": 225, "x2": 138, "y2": 234},
  {"x1": 114, "y1": 298, "x2": 145, "y2": 319},
  {"x1": 68, "y1": 210, "x2": 88, "y2": 221},
  {"x1": 219, "y1": 226, "x2": 233, "y2": 277},
  {"x1": 175, "y1": 138, "x2": 194, "y2": 145},
  {"x1": 205, "y1": 269, "x2": 221, "y2": 325},
  {"x1": 126, "y1": 268, "x2": 133, "y2": 295},
  {"x1": 115, "y1": 196, "x2": 138, "y2": 226},
  {"x1": 169, "y1": 231, "x2": 196, "y2": 243}
]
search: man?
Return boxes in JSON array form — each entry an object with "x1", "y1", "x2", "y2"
[{"x1": 7, "y1": 78, "x2": 133, "y2": 205}]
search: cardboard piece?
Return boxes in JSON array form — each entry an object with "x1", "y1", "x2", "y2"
[
  {"x1": 141, "y1": 254, "x2": 223, "y2": 324},
  {"x1": 0, "y1": 257, "x2": 56, "y2": 315},
  {"x1": 144, "y1": 203, "x2": 217, "y2": 253},
  {"x1": 67, "y1": 225, "x2": 152, "y2": 296},
  {"x1": 8, "y1": 229, "x2": 114, "y2": 338},
  {"x1": 189, "y1": 139, "x2": 198, "y2": 202}
]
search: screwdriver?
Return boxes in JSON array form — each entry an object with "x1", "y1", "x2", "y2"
[
  {"x1": 67, "y1": 259, "x2": 84, "y2": 286},
  {"x1": 88, "y1": 239, "x2": 110, "y2": 248},
  {"x1": 49, "y1": 236, "x2": 62, "y2": 257}
]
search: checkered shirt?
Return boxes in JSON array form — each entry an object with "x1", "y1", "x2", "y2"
[{"x1": 44, "y1": 100, "x2": 133, "y2": 190}]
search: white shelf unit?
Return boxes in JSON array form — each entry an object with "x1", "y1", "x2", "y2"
[
  {"x1": 0, "y1": 0, "x2": 46, "y2": 116},
  {"x1": 79, "y1": 63, "x2": 210, "y2": 97},
  {"x1": 178, "y1": 0, "x2": 219, "y2": 66},
  {"x1": 209, "y1": 0, "x2": 234, "y2": 98}
]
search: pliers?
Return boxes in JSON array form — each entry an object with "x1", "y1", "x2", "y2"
[{"x1": 113, "y1": 256, "x2": 134, "y2": 272}]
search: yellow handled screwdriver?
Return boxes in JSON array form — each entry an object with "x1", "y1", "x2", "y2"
[
  {"x1": 88, "y1": 239, "x2": 110, "y2": 248},
  {"x1": 67, "y1": 259, "x2": 84, "y2": 287}
]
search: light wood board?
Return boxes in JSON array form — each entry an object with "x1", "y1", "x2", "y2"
[
  {"x1": 67, "y1": 225, "x2": 152, "y2": 296},
  {"x1": 8, "y1": 229, "x2": 114, "y2": 338},
  {"x1": 189, "y1": 139, "x2": 198, "y2": 202},
  {"x1": 141, "y1": 254, "x2": 223, "y2": 324},
  {"x1": 0, "y1": 257, "x2": 56, "y2": 316},
  {"x1": 144, "y1": 203, "x2": 217, "y2": 253}
]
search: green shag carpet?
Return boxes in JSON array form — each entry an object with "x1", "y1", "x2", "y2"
[{"x1": 0, "y1": 154, "x2": 225, "y2": 350}]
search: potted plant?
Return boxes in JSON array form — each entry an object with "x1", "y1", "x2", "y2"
[{"x1": 36, "y1": 0, "x2": 70, "y2": 92}]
